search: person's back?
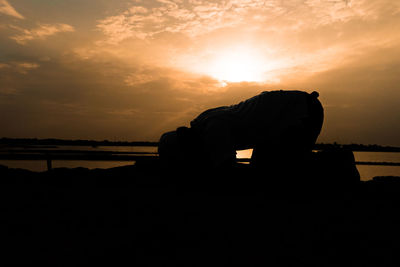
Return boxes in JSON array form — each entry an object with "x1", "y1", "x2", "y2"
[
  {"x1": 159, "y1": 90, "x2": 323, "y2": 170},
  {"x1": 189, "y1": 90, "x2": 323, "y2": 167}
]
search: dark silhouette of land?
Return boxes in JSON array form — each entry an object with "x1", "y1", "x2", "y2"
[
  {"x1": 0, "y1": 137, "x2": 158, "y2": 147},
  {"x1": 1, "y1": 156, "x2": 400, "y2": 266},
  {"x1": 315, "y1": 142, "x2": 400, "y2": 153}
]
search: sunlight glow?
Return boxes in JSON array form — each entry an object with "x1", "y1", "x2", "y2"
[
  {"x1": 175, "y1": 45, "x2": 283, "y2": 84},
  {"x1": 207, "y1": 48, "x2": 268, "y2": 83}
]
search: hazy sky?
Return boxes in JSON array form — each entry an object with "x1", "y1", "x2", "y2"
[{"x1": 1, "y1": 0, "x2": 400, "y2": 145}]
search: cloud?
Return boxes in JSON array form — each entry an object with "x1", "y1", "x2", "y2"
[
  {"x1": 2, "y1": 43, "x2": 400, "y2": 145},
  {"x1": 91, "y1": 0, "x2": 400, "y2": 81},
  {"x1": 0, "y1": 87, "x2": 18, "y2": 95},
  {"x1": 124, "y1": 72, "x2": 157, "y2": 86},
  {"x1": 0, "y1": 63, "x2": 9, "y2": 69},
  {"x1": 0, "y1": 50, "x2": 262, "y2": 140},
  {"x1": 96, "y1": 1, "x2": 241, "y2": 43},
  {"x1": 0, "y1": 0, "x2": 24, "y2": 19},
  {"x1": 15, "y1": 62, "x2": 40, "y2": 73},
  {"x1": 96, "y1": 0, "x2": 394, "y2": 44},
  {"x1": 0, "y1": 61, "x2": 40, "y2": 74},
  {"x1": 10, "y1": 23, "x2": 75, "y2": 45},
  {"x1": 1, "y1": 0, "x2": 400, "y2": 145}
]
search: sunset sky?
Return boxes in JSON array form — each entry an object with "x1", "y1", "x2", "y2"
[{"x1": 1, "y1": 0, "x2": 400, "y2": 145}]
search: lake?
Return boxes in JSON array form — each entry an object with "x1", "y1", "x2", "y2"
[
  {"x1": 236, "y1": 150, "x2": 400, "y2": 181},
  {"x1": 0, "y1": 145, "x2": 158, "y2": 172},
  {"x1": 1, "y1": 146, "x2": 399, "y2": 181}
]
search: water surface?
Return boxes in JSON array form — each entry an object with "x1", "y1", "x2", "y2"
[{"x1": 1, "y1": 146, "x2": 399, "y2": 180}]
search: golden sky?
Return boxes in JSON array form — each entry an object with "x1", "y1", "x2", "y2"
[{"x1": 1, "y1": 0, "x2": 400, "y2": 145}]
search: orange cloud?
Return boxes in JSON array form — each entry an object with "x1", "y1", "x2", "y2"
[
  {"x1": 0, "y1": 0, "x2": 24, "y2": 19},
  {"x1": 96, "y1": 0, "x2": 395, "y2": 44},
  {"x1": 94, "y1": 0, "x2": 400, "y2": 81},
  {"x1": 10, "y1": 23, "x2": 75, "y2": 45},
  {"x1": 0, "y1": 61, "x2": 40, "y2": 74},
  {"x1": 15, "y1": 62, "x2": 40, "y2": 73}
]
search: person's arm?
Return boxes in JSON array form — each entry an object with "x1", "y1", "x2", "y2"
[{"x1": 202, "y1": 119, "x2": 236, "y2": 169}]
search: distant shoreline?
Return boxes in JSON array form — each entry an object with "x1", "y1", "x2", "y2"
[
  {"x1": 1, "y1": 137, "x2": 400, "y2": 153},
  {"x1": 0, "y1": 138, "x2": 158, "y2": 147},
  {"x1": 314, "y1": 143, "x2": 400, "y2": 153}
]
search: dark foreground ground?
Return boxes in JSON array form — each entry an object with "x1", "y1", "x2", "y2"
[{"x1": 1, "y1": 157, "x2": 400, "y2": 266}]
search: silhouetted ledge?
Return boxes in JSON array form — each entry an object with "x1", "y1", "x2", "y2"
[{"x1": 1, "y1": 161, "x2": 400, "y2": 266}]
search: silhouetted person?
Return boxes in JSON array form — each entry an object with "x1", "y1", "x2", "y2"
[{"x1": 158, "y1": 90, "x2": 323, "y2": 172}]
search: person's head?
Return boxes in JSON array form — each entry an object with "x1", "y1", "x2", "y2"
[
  {"x1": 158, "y1": 127, "x2": 205, "y2": 170},
  {"x1": 158, "y1": 130, "x2": 180, "y2": 169}
]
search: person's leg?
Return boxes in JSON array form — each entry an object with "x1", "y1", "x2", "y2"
[
  {"x1": 303, "y1": 92, "x2": 324, "y2": 151},
  {"x1": 200, "y1": 119, "x2": 236, "y2": 170},
  {"x1": 250, "y1": 99, "x2": 323, "y2": 174}
]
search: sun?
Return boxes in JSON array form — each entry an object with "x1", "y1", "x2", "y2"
[
  {"x1": 206, "y1": 48, "x2": 267, "y2": 83},
  {"x1": 175, "y1": 45, "x2": 282, "y2": 84}
]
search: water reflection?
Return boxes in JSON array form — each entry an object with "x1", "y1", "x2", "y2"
[
  {"x1": 0, "y1": 160, "x2": 134, "y2": 172},
  {"x1": 236, "y1": 149, "x2": 400, "y2": 181},
  {"x1": 357, "y1": 165, "x2": 400, "y2": 181}
]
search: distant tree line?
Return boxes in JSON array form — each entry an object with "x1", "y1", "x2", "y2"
[
  {"x1": 314, "y1": 142, "x2": 400, "y2": 152},
  {"x1": 1, "y1": 138, "x2": 400, "y2": 152},
  {"x1": 0, "y1": 138, "x2": 158, "y2": 147}
]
